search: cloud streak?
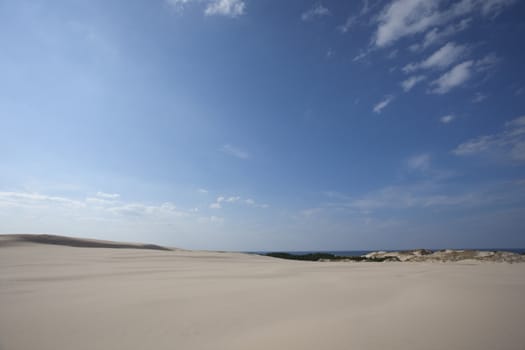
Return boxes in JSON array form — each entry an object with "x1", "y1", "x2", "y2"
[
  {"x1": 220, "y1": 144, "x2": 250, "y2": 159},
  {"x1": 166, "y1": 0, "x2": 245, "y2": 17},
  {"x1": 301, "y1": 4, "x2": 330, "y2": 21},
  {"x1": 430, "y1": 60, "x2": 473, "y2": 94},
  {"x1": 403, "y1": 42, "x2": 468, "y2": 73},
  {"x1": 205, "y1": 0, "x2": 245, "y2": 17},
  {"x1": 96, "y1": 192, "x2": 120, "y2": 199},
  {"x1": 373, "y1": 0, "x2": 516, "y2": 47},
  {"x1": 453, "y1": 116, "x2": 525, "y2": 162},
  {"x1": 373, "y1": 95, "x2": 394, "y2": 113},
  {"x1": 209, "y1": 195, "x2": 268, "y2": 209},
  {"x1": 401, "y1": 75, "x2": 426, "y2": 92},
  {"x1": 440, "y1": 114, "x2": 455, "y2": 124},
  {"x1": 409, "y1": 18, "x2": 472, "y2": 52}
]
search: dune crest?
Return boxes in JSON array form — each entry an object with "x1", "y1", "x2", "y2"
[{"x1": 0, "y1": 234, "x2": 172, "y2": 251}]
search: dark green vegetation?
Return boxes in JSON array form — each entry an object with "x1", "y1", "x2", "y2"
[{"x1": 265, "y1": 252, "x2": 398, "y2": 262}]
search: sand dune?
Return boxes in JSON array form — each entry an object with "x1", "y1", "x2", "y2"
[
  {"x1": 1, "y1": 237, "x2": 525, "y2": 350},
  {"x1": 0, "y1": 234, "x2": 172, "y2": 251}
]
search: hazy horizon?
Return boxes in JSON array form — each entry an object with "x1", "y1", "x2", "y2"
[{"x1": 1, "y1": 0, "x2": 525, "y2": 251}]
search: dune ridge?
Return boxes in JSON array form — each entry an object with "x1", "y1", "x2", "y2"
[{"x1": 0, "y1": 234, "x2": 172, "y2": 251}]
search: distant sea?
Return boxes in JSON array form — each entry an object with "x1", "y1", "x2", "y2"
[{"x1": 248, "y1": 248, "x2": 525, "y2": 257}]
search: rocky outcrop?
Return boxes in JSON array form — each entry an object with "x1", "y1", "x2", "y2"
[{"x1": 363, "y1": 249, "x2": 525, "y2": 263}]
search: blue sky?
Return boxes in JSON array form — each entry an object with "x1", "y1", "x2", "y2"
[{"x1": 1, "y1": 0, "x2": 525, "y2": 250}]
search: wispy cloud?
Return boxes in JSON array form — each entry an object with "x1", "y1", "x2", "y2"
[
  {"x1": 440, "y1": 114, "x2": 455, "y2": 124},
  {"x1": 374, "y1": 0, "x2": 440, "y2": 47},
  {"x1": 166, "y1": 0, "x2": 193, "y2": 11},
  {"x1": 453, "y1": 115, "x2": 525, "y2": 162},
  {"x1": 338, "y1": 0, "x2": 376, "y2": 33},
  {"x1": 107, "y1": 202, "x2": 188, "y2": 218},
  {"x1": 348, "y1": 186, "x2": 477, "y2": 212},
  {"x1": 479, "y1": 0, "x2": 517, "y2": 17},
  {"x1": 301, "y1": 4, "x2": 330, "y2": 21},
  {"x1": 209, "y1": 202, "x2": 222, "y2": 209},
  {"x1": 0, "y1": 192, "x2": 85, "y2": 209},
  {"x1": 373, "y1": 95, "x2": 394, "y2": 113},
  {"x1": 429, "y1": 53, "x2": 499, "y2": 94},
  {"x1": 317, "y1": 180, "x2": 524, "y2": 216},
  {"x1": 474, "y1": 52, "x2": 500, "y2": 72},
  {"x1": 205, "y1": 0, "x2": 245, "y2": 17},
  {"x1": 472, "y1": 92, "x2": 488, "y2": 103},
  {"x1": 403, "y1": 42, "x2": 468, "y2": 73},
  {"x1": 401, "y1": 75, "x2": 426, "y2": 92},
  {"x1": 409, "y1": 18, "x2": 472, "y2": 52},
  {"x1": 96, "y1": 191, "x2": 120, "y2": 199},
  {"x1": 220, "y1": 144, "x2": 250, "y2": 159},
  {"x1": 209, "y1": 195, "x2": 268, "y2": 209},
  {"x1": 0, "y1": 191, "x2": 191, "y2": 220},
  {"x1": 339, "y1": 15, "x2": 358, "y2": 33},
  {"x1": 166, "y1": 0, "x2": 245, "y2": 17},
  {"x1": 430, "y1": 60, "x2": 473, "y2": 94},
  {"x1": 353, "y1": 49, "x2": 372, "y2": 62},
  {"x1": 407, "y1": 153, "x2": 431, "y2": 172},
  {"x1": 373, "y1": 0, "x2": 516, "y2": 48}
]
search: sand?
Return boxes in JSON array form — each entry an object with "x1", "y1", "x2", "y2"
[{"x1": 1, "y1": 238, "x2": 525, "y2": 350}]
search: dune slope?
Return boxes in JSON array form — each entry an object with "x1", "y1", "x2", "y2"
[{"x1": 1, "y1": 239, "x2": 525, "y2": 350}]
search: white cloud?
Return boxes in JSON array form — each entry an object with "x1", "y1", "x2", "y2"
[
  {"x1": 353, "y1": 49, "x2": 371, "y2": 62},
  {"x1": 440, "y1": 114, "x2": 455, "y2": 123},
  {"x1": 96, "y1": 191, "x2": 120, "y2": 199},
  {"x1": 205, "y1": 0, "x2": 245, "y2": 17},
  {"x1": 209, "y1": 202, "x2": 222, "y2": 209},
  {"x1": 166, "y1": 0, "x2": 245, "y2": 17},
  {"x1": 403, "y1": 42, "x2": 468, "y2": 73},
  {"x1": 374, "y1": 0, "x2": 442, "y2": 47},
  {"x1": 198, "y1": 188, "x2": 208, "y2": 194},
  {"x1": 339, "y1": 15, "x2": 357, "y2": 33},
  {"x1": 373, "y1": 95, "x2": 394, "y2": 113},
  {"x1": 220, "y1": 144, "x2": 250, "y2": 159},
  {"x1": 430, "y1": 60, "x2": 473, "y2": 94},
  {"x1": 474, "y1": 53, "x2": 500, "y2": 72},
  {"x1": 401, "y1": 75, "x2": 426, "y2": 92},
  {"x1": 374, "y1": 0, "x2": 516, "y2": 47},
  {"x1": 166, "y1": 0, "x2": 193, "y2": 11},
  {"x1": 86, "y1": 197, "x2": 118, "y2": 205},
  {"x1": 453, "y1": 116, "x2": 525, "y2": 162},
  {"x1": 472, "y1": 92, "x2": 487, "y2": 103},
  {"x1": 407, "y1": 154, "x2": 431, "y2": 171},
  {"x1": 107, "y1": 202, "x2": 188, "y2": 218},
  {"x1": 301, "y1": 4, "x2": 330, "y2": 21},
  {"x1": 410, "y1": 18, "x2": 472, "y2": 52},
  {"x1": 224, "y1": 196, "x2": 241, "y2": 203},
  {"x1": 0, "y1": 192, "x2": 85, "y2": 209},
  {"x1": 301, "y1": 207, "x2": 324, "y2": 218},
  {"x1": 338, "y1": 0, "x2": 375, "y2": 33},
  {"x1": 428, "y1": 53, "x2": 498, "y2": 94},
  {"x1": 210, "y1": 195, "x2": 268, "y2": 209},
  {"x1": 480, "y1": 0, "x2": 517, "y2": 17},
  {"x1": 0, "y1": 191, "x2": 191, "y2": 221},
  {"x1": 387, "y1": 49, "x2": 399, "y2": 59},
  {"x1": 350, "y1": 187, "x2": 474, "y2": 211}
]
